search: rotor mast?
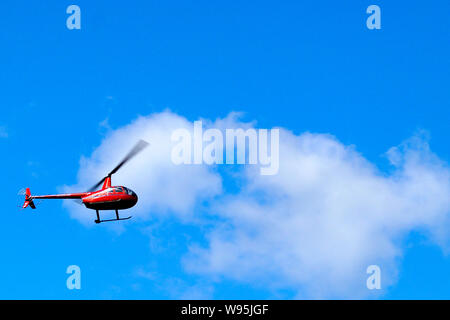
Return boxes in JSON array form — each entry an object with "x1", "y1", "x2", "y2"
[{"x1": 102, "y1": 176, "x2": 112, "y2": 190}]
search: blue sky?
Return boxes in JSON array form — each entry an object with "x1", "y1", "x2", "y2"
[{"x1": 1, "y1": 1, "x2": 449, "y2": 299}]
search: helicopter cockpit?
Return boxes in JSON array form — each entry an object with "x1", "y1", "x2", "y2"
[
  {"x1": 102, "y1": 186, "x2": 137, "y2": 197},
  {"x1": 122, "y1": 186, "x2": 137, "y2": 197}
]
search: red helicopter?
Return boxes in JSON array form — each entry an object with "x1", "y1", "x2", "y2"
[{"x1": 22, "y1": 140, "x2": 149, "y2": 224}]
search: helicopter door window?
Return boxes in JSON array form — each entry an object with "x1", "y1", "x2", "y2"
[{"x1": 113, "y1": 187, "x2": 123, "y2": 193}]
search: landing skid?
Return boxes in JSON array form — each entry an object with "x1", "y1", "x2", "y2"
[
  {"x1": 94, "y1": 216, "x2": 132, "y2": 224},
  {"x1": 95, "y1": 210, "x2": 132, "y2": 224}
]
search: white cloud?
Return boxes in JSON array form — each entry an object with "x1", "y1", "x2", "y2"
[
  {"x1": 184, "y1": 128, "x2": 450, "y2": 298},
  {"x1": 63, "y1": 111, "x2": 450, "y2": 298}
]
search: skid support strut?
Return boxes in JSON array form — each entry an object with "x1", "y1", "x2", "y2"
[{"x1": 94, "y1": 210, "x2": 131, "y2": 224}]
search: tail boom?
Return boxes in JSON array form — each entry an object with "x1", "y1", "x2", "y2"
[{"x1": 22, "y1": 188, "x2": 88, "y2": 209}]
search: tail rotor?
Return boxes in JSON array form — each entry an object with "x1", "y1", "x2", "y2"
[{"x1": 22, "y1": 188, "x2": 36, "y2": 209}]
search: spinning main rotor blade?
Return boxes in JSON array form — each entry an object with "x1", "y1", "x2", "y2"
[
  {"x1": 108, "y1": 140, "x2": 149, "y2": 176},
  {"x1": 88, "y1": 140, "x2": 149, "y2": 192},
  {"x1": 88, "y1": 179, "x2": 106, "y2": 193}
]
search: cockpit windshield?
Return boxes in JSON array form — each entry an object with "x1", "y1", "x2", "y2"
[
  {"x1": 104, "y1": 187, "x2": 125, "y2": 194},
  {"x1": 122, "y1": 187, "x2": 136, "y2": 196}
]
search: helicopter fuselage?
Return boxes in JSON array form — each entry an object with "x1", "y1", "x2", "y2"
[
  {"x1": 22, "y1": 140, "x2": 148, "y2": 223},
  {"x1": 82, "y1": 186, "x2": 138, "y2": 211}
]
